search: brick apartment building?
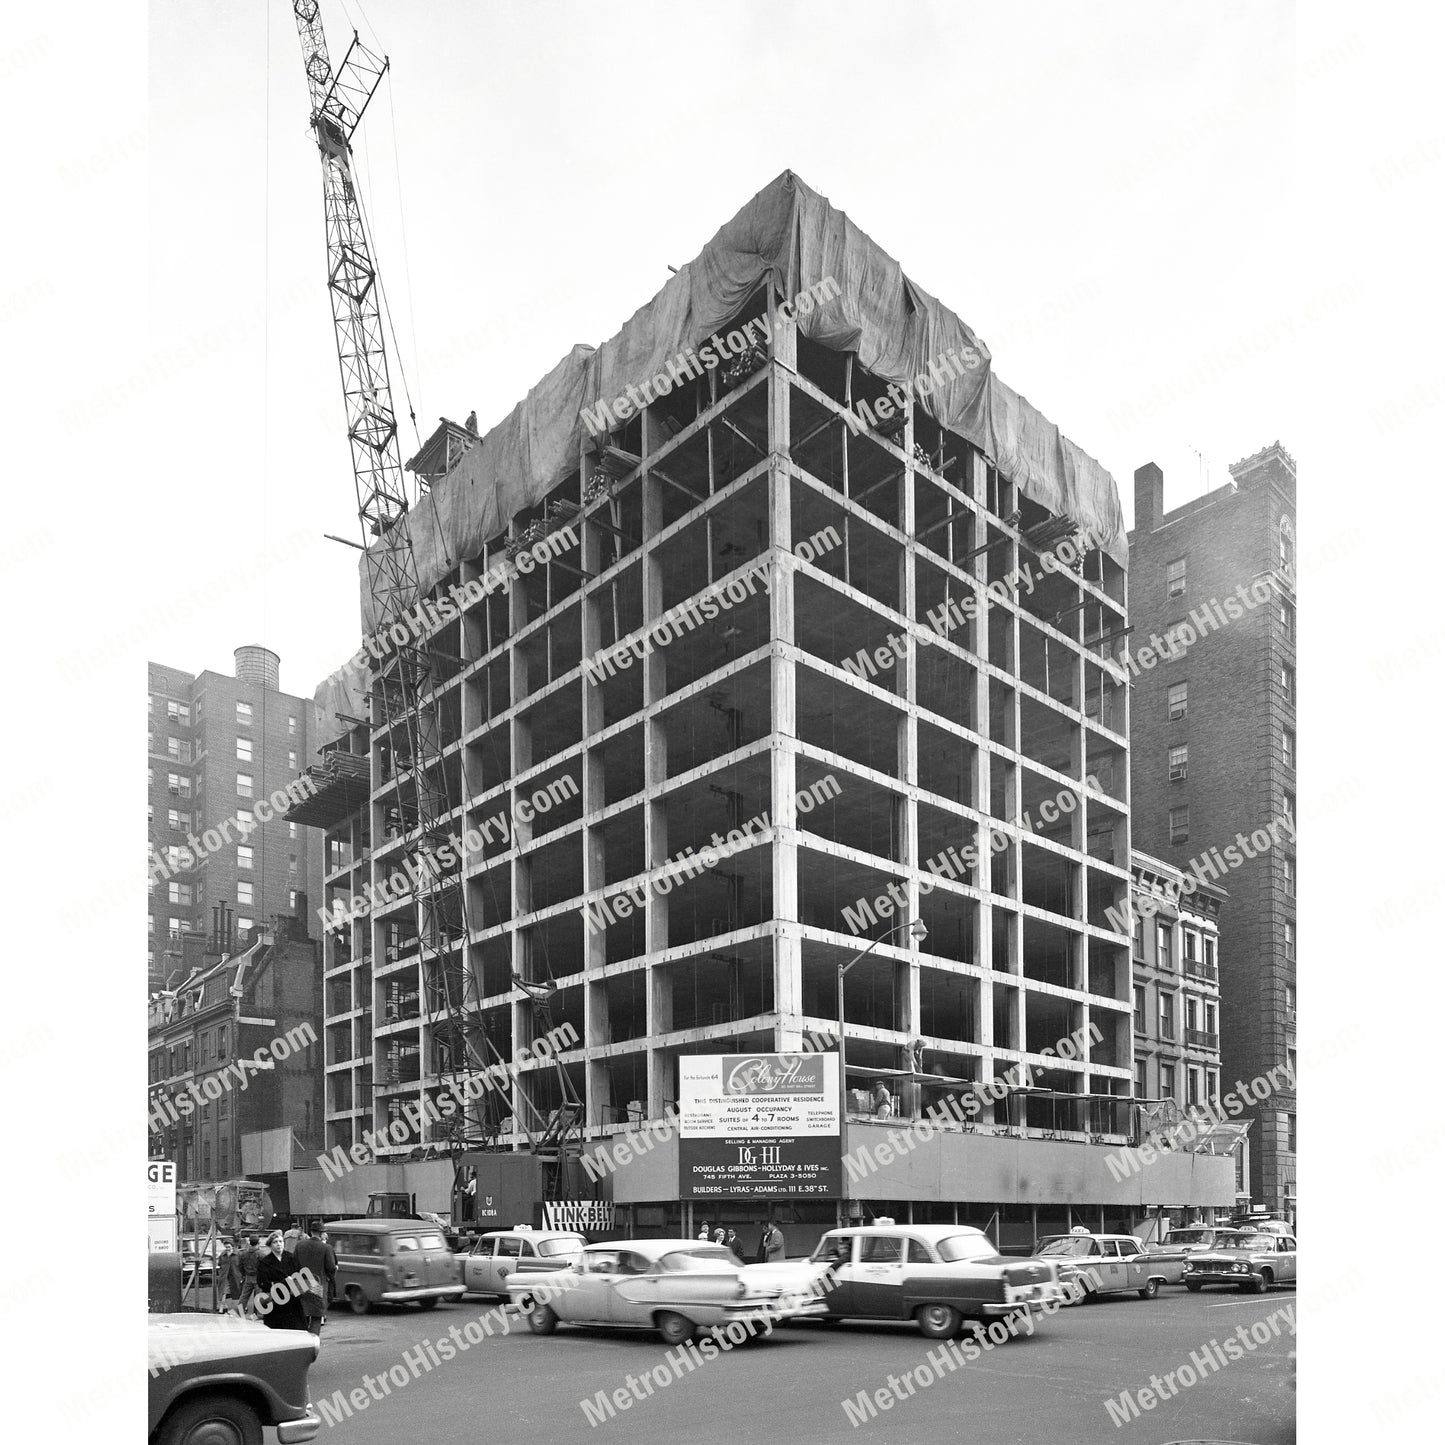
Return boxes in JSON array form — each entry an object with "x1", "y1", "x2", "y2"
[
  {"x1": 290, "y1": 174, "x2": 1233, "y2": 1243},
  {"x1": 148, "y1": 647, "x2": 328, "y2": 994},
  {"x1": 1127, "y1": 444, "x2": 1297, "y2": 1220},
  {"x1": 147, "y1": 916, "x2": 324, "y2": 1201}
]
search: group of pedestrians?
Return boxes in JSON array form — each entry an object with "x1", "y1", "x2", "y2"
[
  {"x1": 696, "y1": 1219, "x2": 786, "y2": 1263},
  {"x1": 215, "y1": 1223, "x2": 338, "y2": 1340}
]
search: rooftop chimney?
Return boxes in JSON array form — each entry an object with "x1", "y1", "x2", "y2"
[
  {"x1": 234, "y1": 645, "x2": 281, "y2": 691},
  {"x1": 1134, "y1": 462, "x2": 1164, "y2": 534}
]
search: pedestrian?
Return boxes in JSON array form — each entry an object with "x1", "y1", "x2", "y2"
[
  {"x1": 697, "y1": 1221, "x2": 711, "y2": 1241},
  {"x1": 724, "y1": 1228, "x2": 741, "y2": 1259},
  {"x1": 761, "y1": 1220, "x2": 785, "y2": 1262},
  {"x1": 282, "y1": 1222, "x2": 302, "y2": 1254},
  {"x1": 295, "y1": 1223, "x2": 338, "y2": 1339},
  {"x1": 218, "y1": 1240, "x2": 244, "y2": 1313},
  {"x1": 712, "y1": 1225, "x2": 727, "y2": 1246},
  {"x1": 238, "y1": 1235, "x2": 261, "y2": 1315},
  {"x1": 256, "y1": 1232, "x2": 308, "y2": 1331}
]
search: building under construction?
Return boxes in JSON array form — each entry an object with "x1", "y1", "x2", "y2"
[{"x1": 291, "y1": 172, "x2": 1233, "y2": 1244}]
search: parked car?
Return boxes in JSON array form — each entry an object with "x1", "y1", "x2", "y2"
[
  {"x1": 328, "y1": 1219, "x2": 465, "y2": 1314},
  {"x1": 1183, "y1": 1231, "x2": 1298, "y2": 1293},
  {"x1": 148, "y1": 1313, "x2": 320, "y2": 1445},
  {"x1": 1035, "y1": 1232, "x2": 1170, "y2": 1299},
  {"x1": 752, "y1": 1223, "x2": 1065, "y2": 1337},
  {"x1": 511, "y1": 1239, "x2": 830, "y2": 1345},
  {"x1": 461, "y1": 1227, "x2": 586, "y2": 1299}
]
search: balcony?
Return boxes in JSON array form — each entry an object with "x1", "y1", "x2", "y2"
[
  {"x1": 1183, "y1": 958, "x2": 1217, "y2": 982},
  {"x1": 1185, "y1": 1028, "x2": 1219, "y2": 1050}
]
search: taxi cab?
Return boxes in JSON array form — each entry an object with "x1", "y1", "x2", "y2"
[
  {"x1": 1035, "y1": 1231, "x2": 1171, "y2": 1300},
  {"x1": 461, "y1": 1226, "x2": 586, "y2": 1299}
]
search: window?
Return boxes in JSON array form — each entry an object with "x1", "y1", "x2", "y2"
[
  {"x1": 288, "y1": 822, "x2": 297, "y2": 839},
  {"x1": 858, "y1": 1236, "x2": 905, "y2": 1264},
  {"x1": 289, "y1": 890, "x2": 298, "y2": 910},
  {"x1": 1169, "y1": 805, "x2": 1189, "y2": 845},
  {"x1": 168, "y1": 882, "x2": 192, "y2": 905},
  {"x1": 1165, "y1": 620, "x2": 1191, "y2": 658},
  {"x1": 1281, "y1": 664, "x2": 1295, "y2": 704},
  {"x1": 1166, "y1": 557, "x2": 1186, "y2": 597},
  {"x1": 166, "y1": 700, "x2": 190, "y2": 725},
  {"x1": 167, "y1": 773, "x2": 191, "y2": 797},
  {"x1": 1135, "y1": 1060, "x2": 1147, "y2": 1098},
  {"x1": 237, "y1": 881, "x2": 254, "y2": 906},
  {"x1": 165, "y1": 845, "x2": 183, "y2": 870},
  {"x1": 1169, "y1": 744, "x2": 1188, "y2": 780},
  {"x1": 1185, "y1": 996, "x2": 1199, "y2": 1032},
  {"x1": 217, "y1": 1031, "x2": 227, "y2": 1061},
  {"x1": 148, "y1": 694, "x2": 155, "y2": 714},
  {"x1": 1205, "y1": 1002, "x2": 1217, "y2": 1036},
  {"x1": 1278, "y1": 515, "x2": 1295, "y2": 572},
  {"x1": 147, "y1": 804, "x2": 154, "y2": 825},
  {"x1": 1285, "y1": 1111, "x2": 1297, "y2": 1153},
  {"x1": 288, "y1": 715, "x2": 297, "y2": 735},
  {"x1": 1204, "y1": 935, "x2": 1216, "y2": 971},
  {"x1": 1282, "y1": 729, "x2": 1295, "y2": 769},
  {"x1": 1284, "y1": 919, "x2": 1296, "y2": 960},
  {"x1": 237, "y1": 916, "x2": 253, "y2": 934},
  {"x1": 167, "y1": 737, "x2": 191, "y2": 762},
  {"x1": 1187, "y1": 1067, "x2": 1201, "y2": 1108},
  {"x1": 1283, "y1": 791, "x2": 1295, "y2": 826},
  {"x1": 237, "y1": 809, "x2": 254, "y2": 834},
  {"x1": 1132, "y1": 914, "x2": 1144, "y2": 957},
  {"x1": 168, "y1": 809, "x2": 188, "y2": 831},
  {"x1": 237, "y1": 701, "x2": 253, "y2": 726},
  {"x1": 168, "y1": 917, "x2": 185, "y2": 936},
  {"x1": 1278, "y1": 598, "x2": 1294, "y2": 640},
  {"x1": 236, "y1": 736, "x2": 253, "y2": 762},
  {"x1": 202, "y1": 1141, "x2": 211, "y2": 1176},
  {"x1": 289, "y1": 853, "x2": 298, "y2": 873},
  {"x1": 1285, "y1": 983, "x2": 1296, "y2": 1016},
  {"x1": 237, "y1": 774, "x2": 253, "y2": 799},
  {"x1": 1182, "y1": 929, "x2": 1201, "y2": 964},
  {"x1": 1206, "y1": 1069, "x2": 1219, "y2": 1104},
  {"x1": 1159, "y1": 990, "x2": 1175, "y2": 1040},
  {"x1": 218, "y1": 1143, "x2": 229, "y2": 1177},
  {"x1": 1286, "y1": 1045, "x2": 1296, "y2": 1079},
  {"x1": 288, "y1": 751, "x2": 297, "y2": 769},
  {"x1": 1156, "y1": 923, "x2": 1173, "y2": 970},
  {"x1": 1167, "y1": 682, "x2": 1187, "y2": 720},
  {"x1": 1160, "y1": 1063, "x2": 1176, "y2": 1101},
  {"x1": 1133, "y1": 985, "x2": 1145, "y2": 1033},
  {"x1": 237, "y1": 845, "x2": 253, "y2": 870}
]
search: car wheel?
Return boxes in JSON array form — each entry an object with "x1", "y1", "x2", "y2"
[
  {"x1": 655, "y1": 1311, "x2": 695, "y2": 1346},
  {"x1": 346, "y1": 1286, "x2": 371, "y2": 1315},
  {"x1": 915, "y1": 1304, "x2": 963, "y2": 1339},
  {"x1": 156, "y1": 1392, "x2": 263, "y2": 1445},
  {"x1": 1252, "y1": 1270, "x2": 1271, "y2": 1294},
  {"x1": 1139, "y1": 1278, "x2": 1160, "y2": 1300},
  {"x1": 528, "y1": 1304, "x2": 558, "y2": 1335},
  {"x1": 1184, "y1": 1281, "x2": 1202, "y2": 1292},
  {"x1": 417, "y1": 1297, "x2": 440, "y2": 1310}
]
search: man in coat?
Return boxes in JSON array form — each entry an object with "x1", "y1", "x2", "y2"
[
  {"x1": 295, "y1": 1224, "x2": 338, "y2": 1338},
  {"x1": 761, "y1": 1220, "x2": 785, "y2": 1261},
  {"x1": 238, "y1": 1236, "x2": 261, "y2": 1315}
]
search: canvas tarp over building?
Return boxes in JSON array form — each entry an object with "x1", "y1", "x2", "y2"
[{"x1": 360, "y1": 170, "x2": 1125, "y2": 631}]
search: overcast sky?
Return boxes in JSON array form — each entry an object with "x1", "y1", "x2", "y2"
[{"x1": 143, "y1": 0, "x2": 1302, "y2": 700}]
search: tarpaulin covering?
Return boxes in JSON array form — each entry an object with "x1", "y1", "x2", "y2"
[{"x1": 361, "y1": 171, "x2": 1124, "y2": 630}]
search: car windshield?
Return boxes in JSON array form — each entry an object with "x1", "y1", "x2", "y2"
[
  {"x1": 810, "y1": 1236, "x2": 853, "y2": 1264},
  {"x1": 1165, "y1": 1229, "x2": 1215, "y2": 1246},
  {"x1": 1231, "y1": 1234, "x2": 1269, "y2": 1250},
  {"x1": 393, "y1": 1237, "x2": 420, "y2": 1252},
  {"x1": 935, "y1": 1234, "x2": 997, "y2": 1263},
  {"x1": 418, "y1": 1234, "x2": 446, "y2": 1250},
  {"x1": 538, "y1": 1237, "x2": 585, "y2": 1258},
  {"x1": 1037, "y1": 1237, "x2": 1097, "y2": 1258},
  {"x1": 660, "y1": 1249, "x2": 736, "y2": 1272}
]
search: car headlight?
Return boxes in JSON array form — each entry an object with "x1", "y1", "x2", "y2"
[
  {"x1": 1183, "y1": 1263, "x2": 1194, "y2": 1273},
  {"x1": 734, "y1": 1281, "x2": 747, "y2": 1298}
]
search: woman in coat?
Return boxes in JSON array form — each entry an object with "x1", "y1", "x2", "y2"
[{"x1": 255, "y1": 1232, "x2": 308, "y2": 1331}]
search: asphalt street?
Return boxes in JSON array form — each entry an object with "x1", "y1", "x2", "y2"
[{"x1": 301, "y1": 1285, "x2": 1296, "y2": 1445}]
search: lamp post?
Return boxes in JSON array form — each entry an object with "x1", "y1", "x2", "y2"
[{"x1": 837, "y1": 918, "x2": 927, "y2": 1216}]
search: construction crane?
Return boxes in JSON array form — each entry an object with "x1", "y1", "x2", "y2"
[{"x1": 288, "y1": 0, "x2": 585, "y2": 1215}]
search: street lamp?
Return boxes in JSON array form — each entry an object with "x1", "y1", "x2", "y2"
[{"x1": 837, "y1": 918, "x2": 928, "y2": 1190}]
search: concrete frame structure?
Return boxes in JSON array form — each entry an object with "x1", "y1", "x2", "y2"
[
  {"x1": 297, "y1": 254, "x2": 1233, "y2": 1237},
  {"x1": 1127, "y1": 444, "x2": 1297, "y2": 1220}
]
